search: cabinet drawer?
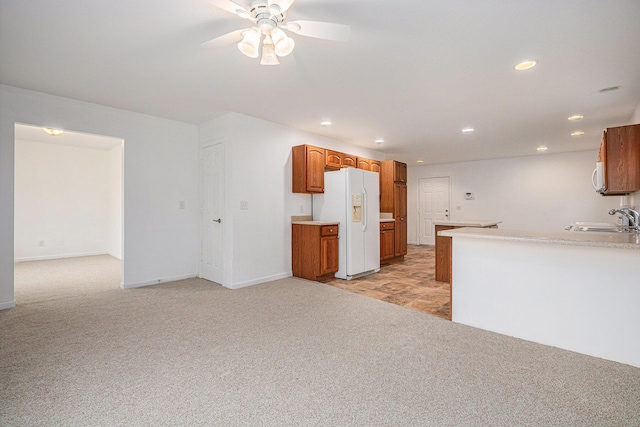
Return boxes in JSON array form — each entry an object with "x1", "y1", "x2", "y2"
[
  {"x1": 380, "y1": 221, "x2": 395, "y2": 230},
  {"x1": 321, "y1": 225, "x2": 339, "y2": 236}
]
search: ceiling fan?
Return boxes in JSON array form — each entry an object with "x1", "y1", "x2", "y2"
[{"x1": 201, "y1": 0, "x2": 351, "y2": 65}]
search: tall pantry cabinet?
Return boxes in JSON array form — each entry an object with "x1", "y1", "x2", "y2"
[{"x1": 380, "y1": 160, "x2": 408, "y2": 261}]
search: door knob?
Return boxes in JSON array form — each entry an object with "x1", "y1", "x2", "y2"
[{"x1": 213, "y1": 218, "x2": 222, "y2": 223}]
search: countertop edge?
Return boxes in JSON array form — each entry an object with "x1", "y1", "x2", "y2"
[
  {"x1": 292, "y1": 221, "x2": 340, "y2": 226},
  {"x1": 433, "y1": 220, "x2": 502, "y2": 227},
  {"x1": 439, "y1": 228, "x2": 640, "y2": 250}
]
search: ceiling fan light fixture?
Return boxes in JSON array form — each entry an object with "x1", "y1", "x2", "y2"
[
  {"x1": 238, "y1": 28, "x2": 261, "y2": 58},
  {"x1": 271, "y1": 27, "x2": 294, "y2": 56},
  {"x1": 260, "y1": 36, "x2": 280, "y2": 65}
]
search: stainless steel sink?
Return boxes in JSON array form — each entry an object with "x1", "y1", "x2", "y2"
[{"x1": 565, "y1": 222, "x2": 628, "y2": 233}]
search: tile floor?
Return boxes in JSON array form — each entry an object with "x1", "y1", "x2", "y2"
[{"x1": 324, "y1": 245, "x2": 451, "y2": 320}]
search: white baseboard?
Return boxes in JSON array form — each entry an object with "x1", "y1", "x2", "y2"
[
  {"x1": 225, "y1": 272, "x2": 292, "y2": 290},
  {"x1": 14, "y1": 251, "x2": 107, "y2": 263},
  {"x1": 121, "y1": 273, "x2": 198, "y2": 289},
  {"x1": 0, "y1": 300, "x2": 16, "y2": 311},
  {"x1": 107, "y1": 251, "x2": 122, "y2": 260}
]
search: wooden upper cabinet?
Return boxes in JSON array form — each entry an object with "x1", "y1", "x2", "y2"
[
  {"x1": 342, "y1": 154, "x2": 357, "y2": 168},
  {"x1": 292, "y1": 144, "x2": 325, "y2": 193},
  {"x1": 600, "y1": 124, "x2": 640, "y2": 195},
  {"x1": 370, "y1": 160, "x2": 381, "y2": 173},
  {"x1": 325, "y1": 150, "x2": 343, "y2": 170},
  {"x1": 325, "y1": 150, "x2": 359, "y2": 170},
  {"x1": 357, "y1": 158, "x2": 371, "y2": 170},
  {"x1": 394, "y1": 161, "x2": 407, "y2": 183}
]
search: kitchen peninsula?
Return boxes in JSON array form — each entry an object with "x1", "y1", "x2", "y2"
[
  {"x1": 434, "y1": 220, "x2": 501, "y2": 283},
  {"x1": 441, "y1": 227, "x2": 640, "y2": 367}
]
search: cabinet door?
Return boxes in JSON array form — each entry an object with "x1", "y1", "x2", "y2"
[
  {"x1": 394, "y1": 161, "x2": 407, "y2": 183},
  {"x1": 603, "y1": 124, "x2": 640, "y2": 194},
  {"x1": 306, "y1": 145, "x2": 325, "y2": 193},
  {"x1": 370, "y1": 160, "x2": 381, "y2": 173},
  {"x1": 320, "y1": 236, "x2": 339, "y2": 275},
  {"x1": 357, "y1": 158, "x2": 371, "y2": 170},
  {"x1": 325, "y1": 150, "x2": 342, "y2": 170},
  {"x1": 342, "y1": 154, "x2": 357, "y2": 168},
  {"x1": 380, "y1": 229, "x2": 395, "y2": 260},
  {"x1": 394, "y1": 183, "x2": 408, "y2": 256}
]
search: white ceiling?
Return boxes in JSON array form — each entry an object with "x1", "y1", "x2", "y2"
[{"x1": 2, "y1": 0, "x2": 639, "y2": 165}]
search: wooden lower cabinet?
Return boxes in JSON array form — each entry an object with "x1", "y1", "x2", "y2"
[
  {"x1": 435, "y1": 225, "x2": 456, "y2": 283},
  {"x1": 380, "y1": 222, "x2": 395, "y2": 262},
  {"x1": 292, "y1": 223, "x2": 339, "y2": 281}
]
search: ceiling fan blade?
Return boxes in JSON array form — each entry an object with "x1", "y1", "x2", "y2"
[
  {"x1": 201, "y1": 29, "x2": 246, "y2": 49},
  {"x1": 269, "y1": 0, "x2": 297, "y2": 14},
  {"x1": 206, "y1": 0, "x2": 250, "y2": 17},
  {"x1": 285, "y1": 20, "x2": 351, "y2": 42}
]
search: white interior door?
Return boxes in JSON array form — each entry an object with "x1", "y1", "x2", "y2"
[
  {"x1": 200, "y1": 143, "x2": 224, "y2": 284},
  {"x1": 418, "y1": 177, "x2": 450, "y2": 245}
]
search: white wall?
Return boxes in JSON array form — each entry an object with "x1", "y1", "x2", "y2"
[
  {"x1": 0, "y1": 85, "x2": 199, "y2": 309},
  {"x1": 14, "y1": 139, "x2": 119, "y2": 261},
  {"x1": 407, "y1": 150, "x2": 618, "y2": 243},
  {"x1": 107, "y1": 143, "x2": 123, "y2": 259},
  {"x1": 199, "y1": 112, "x2": 384, "y2": 289}
]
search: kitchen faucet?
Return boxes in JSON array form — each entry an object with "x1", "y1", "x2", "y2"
[{"x1": 609, "y1": 207, "x2": 640, "y2": 231}]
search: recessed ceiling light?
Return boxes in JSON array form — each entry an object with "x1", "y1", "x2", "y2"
[
  {"x1": 43, "y1": 128, "x2": 64, "y2": 136},
  {"x1": 514, "y1": 60, "x2": 537, "y2": 71},
  {"x1": 461, "y1": 128, "x2": 474, "y2": 133},
  {"x1": 571, "y1": 131, "x2": 585, "y2": 137},
  {"x1": 375, "y1": 138, "x2": 384, "y2": 144},
  {"x1": 416, "y1": 160, "x2": 425, "y2": 164},
  {"x1": 568, "y1": 115, "x2": 584, "y2": 121},
  {"x1": 537, "y1": 146, "x2": 548, "y2": 152},
  {"x1": 599, "y1": 86, "x2": 620, "y2": 93},
  {"x1": 320, "y1": 121, "x2": 332, "y2": 126}
]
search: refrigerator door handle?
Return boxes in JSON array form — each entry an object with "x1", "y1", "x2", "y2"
[{"x1": 362, "y1": 188, "x2": 367, "y2": 232}]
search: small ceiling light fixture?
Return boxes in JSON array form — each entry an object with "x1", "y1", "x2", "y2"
[
  {"x1": 568, "y1": 115, "x2": 584, "y2": 121},
  {"x1": 571, "y1": 131, "x2": 585, "y2": 137},
  {"x1": 599, "y1": 86, "x2": 620, "y2": 93},
  {"x1": 375, "y1": 138, "x2": 384, "y2": 144},
  {"x1": 514, "y1": 60, "x2": 537, "y2": 71},
  {"x1": 461, "y1": 128, "x2": 474, "y2": 133},
  {"x1": 416, "y1": 160, "x2": 425, "y2": 164},
  {"x1": 320, "y1": 121, "x2": 332, "y2": 126},
  {"x1": 537, "y1": 145, "x2": 548, "y2": 152},
  {"x1": 43, "y1": 128, "x2": 64, "y2": 136}
]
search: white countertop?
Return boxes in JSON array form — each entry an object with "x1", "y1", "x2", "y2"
[
  {"x1": 439, "y1": 227, "x2": 640, "y2": 250},
  {"x1": 433, "y1": 220, "x2": 501, "y2": 227},
  {"x1": 380, "y1": 218, "x2": 395, "y2": 223},
  {"x1": 292, "y1": 221, "x2": 339, "y2": 226}
]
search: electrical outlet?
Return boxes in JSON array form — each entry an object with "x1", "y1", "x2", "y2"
[
  {"x1": 299, "y1": 205, "x2": 304, "y2": 213},
  {"x1": 38, "y1": 240, "x2": 45, "y2": 247},
  {"x1": 58, "y1": 239, "x2": 64, "y2": 246},
  {"x1": 456, "y1": 206, "x2": 462, "y2": 211},
  {"x1": 240, "y1": 201, "x2": 249, "y2": 210},
  {"x1": 178, "y1": 201, "x2": 185, "y2": 209}
]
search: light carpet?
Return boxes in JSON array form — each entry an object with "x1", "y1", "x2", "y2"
[{"x1": 2, "y1": 256, "x2": 639, "y2": 426}]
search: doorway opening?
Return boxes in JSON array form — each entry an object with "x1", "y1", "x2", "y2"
[
  {"x1": 417, "y1": 177, "x2": 451, "y2": 245},
  {"x1": 13, "y1": 123, "x2": 124, "y2": 303}
]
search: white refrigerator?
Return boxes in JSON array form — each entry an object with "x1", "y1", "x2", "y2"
[{"x1": 313, "y1": 168, "x2": 380, "y2": 280}]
